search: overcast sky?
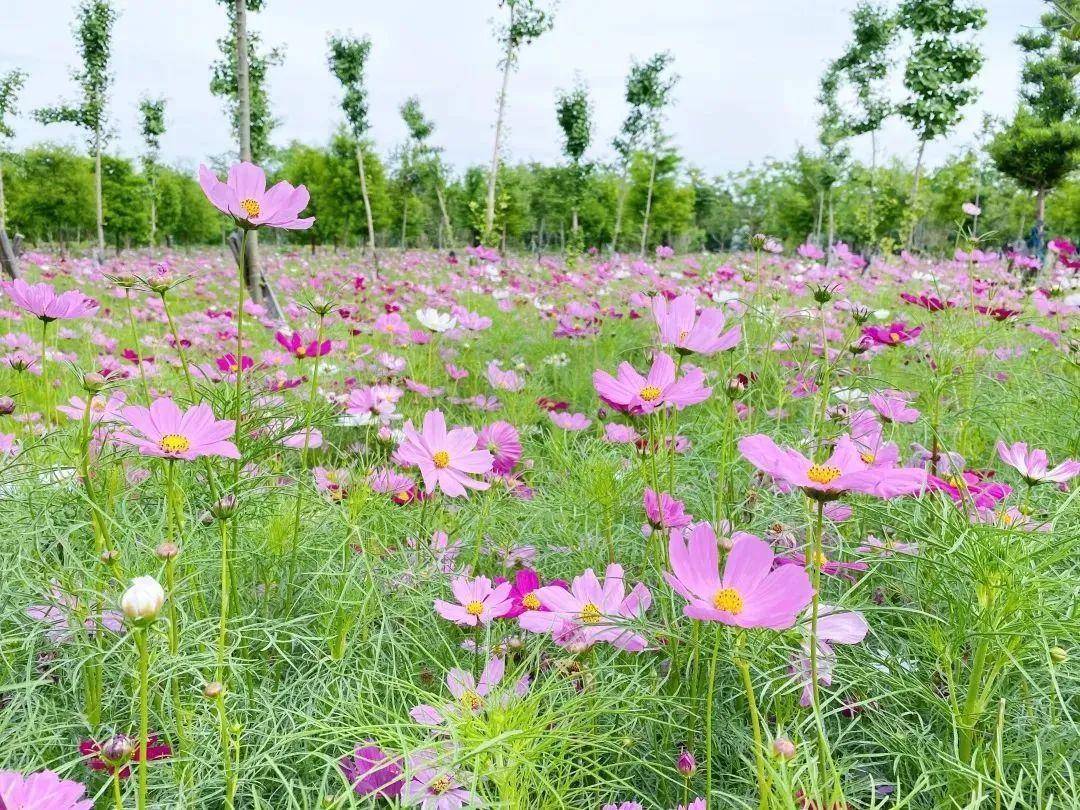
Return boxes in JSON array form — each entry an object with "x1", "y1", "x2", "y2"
[{"x1": 6, "y1": 0, "x2": 1039, "y2": 178}]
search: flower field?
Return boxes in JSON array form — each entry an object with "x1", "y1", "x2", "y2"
[{"x1": 0, "y1": 169, "x2": 1077, "y2": 808}]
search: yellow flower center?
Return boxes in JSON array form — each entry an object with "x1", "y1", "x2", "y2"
[
  {"x1": 239, "y1": 198, "x2": 261, "y2": 219},
  {"x1": 429, "y1": 775, "x2": 454, "y2": 795},
  {"x1": 460, "y1": 690, "x2": 483, "y2": 711},
  {"x1": 296, "y1": 345, "x2": 307, "y2": 358},
  {"x1": 813, "y1": 550, "x2": 829, "y2": 568},
  {"x1": 1000, "y1": 511, "x2": 1014, "y2": 525},
  {"x1": 807, "y1": 464, "x2": 842, "y2": 485},
  {"x1": 159, "y1": 434, "x2": 191, "y2": 454},
  {"x1": 229, "y1": 363, "x2": 239, "y2": 372},
  {"x1": 712, "y1": 587, "x2": 744, "y2": 614},
  {"x1": 522, "y1": 592, "x2": 541, "y2": 610},
  {"x1": 580, "y1": 602, "x2": 602, "y2": 624},
  {"x1": 433, "y1": 450, "x2": 451, "y2": 469},
  {"x1": 465, "y1": 600, "x2": 484, "y2": 616},
  {"x1": 860, "y1": 452, "x2": 875, "y2": 464},
  {"x1": 91, "y1": 399, "x2": 105, "y2": 411},
  {"x1": 889, "y1": 332, "x2": 901, "y2": 343},
  {"x1": 640, "y1": 385, "x2": 662, "y2": 402},
  {"x1": 678, "y1": 330, "x2": 689, "y2": 341}
]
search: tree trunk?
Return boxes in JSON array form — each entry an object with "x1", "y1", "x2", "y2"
[
  {"x1": 94, "y1": 128, "x2": 105, "y2": 263},
  {"x1": 0, "y1": 163, "x2": 14, "y2": 279},
  {"x1": 572, "y1": 208, "x2": 579, "y2": 236},
  {"x1": 867, "y1": 130, "x2": 877, "y2": 251},
  {"x1": 905, "y1": 140, "x2": 927, "y2": 249},
  {"x1": 814, "y1": 189, "x2": 824, "y2": 246},
  {"x1": 638, "y1": 150, "x2": 658, "y2": 257},
  {"x1": 435, "y1": 184, "x2": 454, "y2": 249},
  {"x1": 825, "y1": 186, "x2": 835, "y2": 266},
  {"x1": 484, "y1": 41, "x2": 514, "y2": 241},
  {"x1": 356, "y1": 143, "x2": 377, "y2": 263},
  {"x1": 148, "y1": 190, "x2": 157, "y2": 258},
  {"x1": 401, "y1": 197, "x2": 408, "y2": 248}
]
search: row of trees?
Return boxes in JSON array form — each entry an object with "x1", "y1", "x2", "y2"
[{"x1": 3, "y1": 137, "x2": 1075, "y2": 255}]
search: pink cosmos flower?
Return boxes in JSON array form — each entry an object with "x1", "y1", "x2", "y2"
[
  {"x1": 549, "y1": 411, "x2": 591, "y2": 431},
  {"x1": 862, "y1": 322, "x2": 922, "y2": 347},
  {"x1": 518, "y1": 564, "x2": 651, "y2": 652},
  {"x1": 434, "y1": 575, "x2": 512, "y2": 626},
  {"x1": 396, "y1": 411, "x2": 493, "y2": 497},
  {"x1": 401, "y1": 751, "x2": 477, "y2": 809},
  {"x1": 603, "y1": 423, "x2": 641, "y2": 444},
  {"x1": 738, "y1": 434, "x2": 927, "y2": 501},
  {"x1": 665, "y1": 525, "x2": 813, "y2": 630},
  {"x1": 593, "y1": 352, "x2": 711, "y2": 415},
  {"x1": 486, "y1": 361, "x2": 525, "y2": 392},
  {"x1": 651, "y1": 293, "x2": 741, "y2": 355},
  {"x1": 496, "y1": 568, "x2": 568, "y2": 619},
  {"x1": 868, "y1": 392, "x2": 919, "y2": 424},
  {"x1": 792, "y1": 606, "x2": 869, "y2": 706},
  {"x1": 406, "y1": 531, "x2": 462, "y2": 574},
  {"x1": 368, "y1": 467, "x2": 419, "y2": 504},
  {"x1": 56, "y1": 392, "x2": 127, "y2": 424},
  {"x1": 996, "y1": 441, "x2": 1079, "y2": 486},
  {"x1": 929, "y1": 470, "x2": 1012, "y2": 509},
  {"x1": 410, "y1": 656, "x2": 529, "y2": 726},
  {"x1": 115, "y1": 398, "x2": 240, "y2": 461},
  {"x1": 339, "y1": 743, "x2": 404, "y2": 799},
  {"x1": 643, "y1": 489, "x2": 693, "y2": 532},
  {"x1": 2, "y1": 279, "x2": 99, "y2": 322},
  {"x1": 198, "y1": 161, "x2": 314, "y2": 230},
  {"x1": 900, "y1": 291, "x2": 954, "y2": 312},
  {"x1": 27, "y1": 584, "x2": 124, "y2": 643},
  {"x1": 0, "y1": 770, "x2": 92, "y2": 810},
  {"x1": 475, "y1": 421, "x2": 521, "y2": 475},
  {"x1": 275, "y1": 330, "x2": 331, "y2": 360},
  {"x1": 215, "y1": 353, "x2": 254, "y2": 374}
]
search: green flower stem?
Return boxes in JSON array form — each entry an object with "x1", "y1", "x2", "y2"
[
  {"x1": 135, "y1": 627, "x2": 150, "y2": 810},
  {"x1": 734, "y1": 641, "x2": 768, "y2": 810}
]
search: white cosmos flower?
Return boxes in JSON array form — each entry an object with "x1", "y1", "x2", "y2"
[
  {"x1": 415, "y1": 308, "x2": 457, "y2": 333},
  {"x1": 121, "y1": 576, "x2": 165, "y2": 623}
]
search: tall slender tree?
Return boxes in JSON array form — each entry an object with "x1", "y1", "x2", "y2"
[
  {"x1": 555, "y1": 80, "x2": 593, "y2": 259},
  {"x1": 989, "y1": 2, "x2": 1080, "y2": 250},
  {"x1": 137, "y1": 97, "x2": 165, "y2": 253},
  {"x1": 211, "y1": 0, "x2": 283, "y2": 311},
  {"x1": 397, "y1": 96, "x2": 434, "y2": 248},
  {"x1": 0, "y1": 69, "x2": 26, "y2": 278},
  {"x1": 34, "y1": 0, "x2": 116, "y2": 262},
  {"x1": 896, "y1": 0, "x2": 986, "y2": 246},
  {"x1": 624, "y1": 52, "x2": 678, "y2": 256},
  {"x1": 327, "y1": 35, "x2": 377, "y2": 258},
  {"x1": 483, "y1": 0, "x2": 554, "y2": 244}
]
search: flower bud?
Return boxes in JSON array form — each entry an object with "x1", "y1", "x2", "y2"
[
  {"x1": 155, "y1": 542, "x2": 180, "y2": 560},
  {"x1": 100, "y1": 734, "x2": 135, "y2": 764},
  {"x1": 677, "y1": 748, "x2": 696, "y2": 777},
  {"x1": 1050, "y1": 646, "x2": 1068, "y2": 664},
  {"x1": 100, "y1": 548, "x2": 120, "y2": 565},
  {"x1": 210, "y1": 494, "x2": 238, "y2": 520},
  {"x1": 82, "y1": 372, "x2": 107, "y2": 393},
  {"x1": 0, "y1": 396, "x2": 15, "y2": 415},
  {"x1": 772, "y1": 736, "x2": 796, "y2": 760},
  {"x1": 121, "y1": 575, "x2": 165, "y2": 625},
  {"x1": 203, "y1": 681, "x2": 225, "y2": 699}
]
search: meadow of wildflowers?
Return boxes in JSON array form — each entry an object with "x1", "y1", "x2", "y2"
[{"x1": 0, "y1": 166, "x2": 1076, "y2": 810}]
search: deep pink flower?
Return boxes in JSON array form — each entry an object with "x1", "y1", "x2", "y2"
[
  {"x1": 0, "y1": 770, "x2": 92, "y2": 810},
  {"x1": 275, "y1": 330, "x2": 331, "y2": 360},
  {"x1": 738, "y1": 434, "x2": 928, "y2": 501},
  {"x1": 475, "y1": 420, "x2": 521, "y2": 475},
  {"x1": 215, "y1": 353, "x2": 254, "y2": 374},
  {"x1": 928, "y1": 471, "x2": 1012, "y2": 509},
  {"x1": 198, "y1": 161, "x2": 314, "y2": 230},
  {"x1": 2, "y1": 279, "x2": 99, "y2": 322},
  {"x1": 862, "y1": 322, "x2": 922, "y2": 347},
  {"x1": 496, "y1": 568, "x2": 568, "y2": 619},
  {"x1": 643, "y1": 489, "x2": 693, "y2": 531},
  {"x1": 900, "y1": 292, "x2": 953, "y2": 312},
  {"x1": 651, "y1": 293, "x2": 741, "y2": 355},
  {"x1": 115, "y1": 398, "x2": 240, "y2": 461},
  {"x1": 80, "y1": 734, "x2": 171, "y2": 779},
  {"x1": 434, "y1": 575, "x2": 512, "y2": 627},
  {"x1": 996, "y1": 441, "x2": 1079, "y2": 485},
  {"x1": 519, "y1": 564, "x2": 651, "y2": 652},
  {"x1": 396, "y1": 411, "x2": 493, "y2": 497},
  {"x1": 339, "y1": 743, "x2": 404, "y2": 799},
  {"x1": 592, "y1": 352, "x2": 711, "y2": 415},
  {"x1": 666, "y1": 525, "x2": 813, "y2": 629}
]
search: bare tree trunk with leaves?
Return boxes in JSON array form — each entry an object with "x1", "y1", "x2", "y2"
[
  {"x1": 93, "y1": 128, "x2": 104, "y2": 262},
  {"x1": 825, "y1": 186, "x2": 835, "y2": 266},
  {"x1": 905, "y1": 140, "x2": 927, "y2": 250},
  {"x1": 638, "y1": 150, "x2": 657, "y2": 257},
  {"x1": 400, "y1": 197, "x2": 408, "y2": 248},
  {"x1": 484, "y1": 50, "x2": 513, "y2": 241},
  {"x1": 0, "y1": 162, "x2": 16, "y2": 279},
  {"x1": 867, "y1": 130, "x2": 877, "y2": 251}
]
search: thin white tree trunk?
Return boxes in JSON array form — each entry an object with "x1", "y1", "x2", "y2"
[
  {"x1": 94, "y1": 128, "x2": 104, "y2": 262},
  {"x1": 435, "y1": 184, "x2": 454, "y2": 249},
  {"x1": 484, "y1": 49, "x2": 513, "y2": 240},
  {"x1": 234, "y1": 0, "x2": 265, "y2": 305},
  {"x1": 906, "y1": 140, "x2": 926, "y2": 249},
  {"x1": 638, "y1": 150, "x2": 658, "y2": 257},
  {"x1": 356, "y1": 143, "x2": 377, "y2": 257},
  {"x1": 612, "y1": 164, "x2": 629, "y2": 253}
]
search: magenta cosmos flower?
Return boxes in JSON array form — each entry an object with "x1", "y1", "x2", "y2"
[
  {"x1": 996, "y1": 441, "x2": 1079, "y2": 485},
  {"x1": 339, "y1": 743, "x2": 404, "y2": 800},
  {"x1": 434, "y1": 575, "x2": 512, "y2": 627},
  {"x1": 397, "y1": 410, "x2": 494, "y2": 497},
  {"x1": 643, "y1": 488, "x2": 693, "y2": 532},
  {"x1": 115, "y1": 398, "x2": 240, "y2": 461},
  {"x1": 2, "y1": 279, "x2": 99, "y2": 322},
  {"x1": 275, "y1": 330, "x2": 331, "y2": 360},
  {"x1": 666, "y1": 525, "x2": 812, "y2": 630},
  {"x1": 496, "y1": 568, "x2": 568, "y2": 619},
  {"x1": 862, "y1": 321, "x2": 922, "y2": 347},
  {"x1": 593, "y1": 352, "x2": 710, "y2": 415},
  {"x1": 651, "y1": 293, "x2": 740, "y2": 355},
  {"x1": 738, "y1": 434, "x2": 928, "y2": 501},
  {"x1": 519, "y1": 564, "x2": 651, "y2": 652},
  {"x1": 475, "y1": 420, "x2": 521, "y2": 475},
  {"x1": 198, "y1": 161, "x2": 314, "y2": 230},
  {"x1": 0, "y1": 770, "x2": 92, "y2": 810}
]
